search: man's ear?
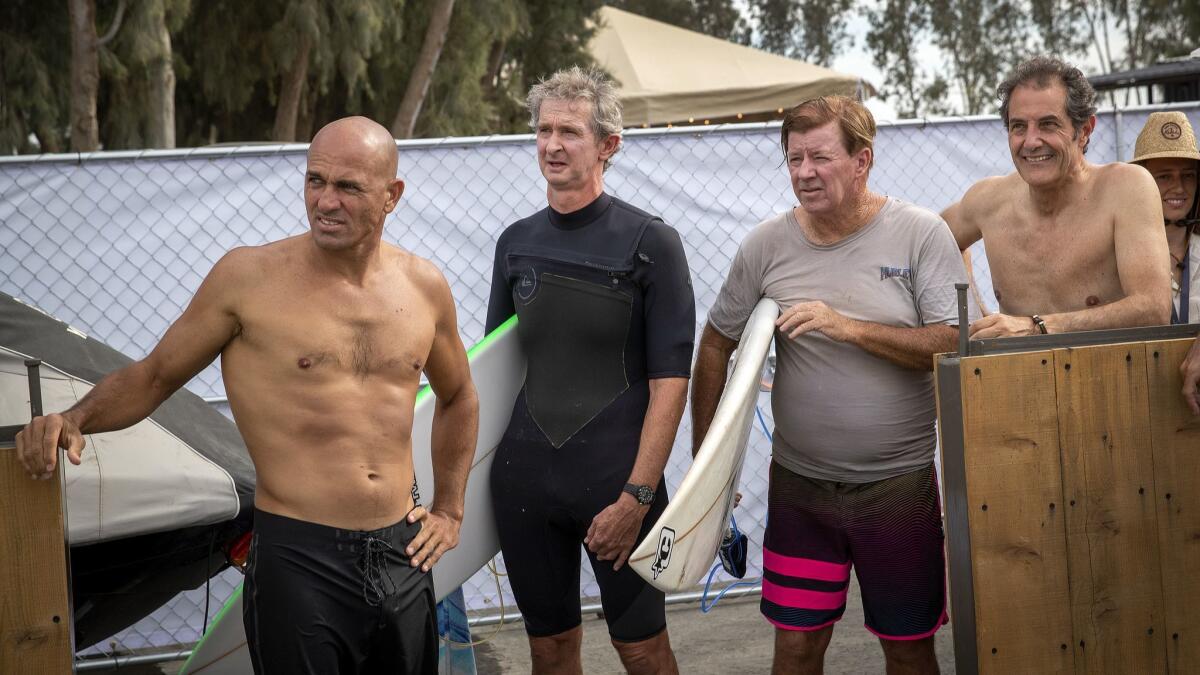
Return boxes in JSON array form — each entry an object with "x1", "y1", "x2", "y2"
[
  {"x1": 1077, "y1": 115, "x2": 1097, "y2": 150},
  {"x1": 598, "y1": 134, "x2": 622, "y2": 163},
  {"x1": 855, "y1": 147, "x2": 873, "y2": 176},
  {"x1": 384, "y1": 178, "x2": 405, "y2": 213}
]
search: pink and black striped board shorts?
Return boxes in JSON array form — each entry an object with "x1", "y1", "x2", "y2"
[{"x1": 761, "y1": 461, "x2": 948, "y2": 640}]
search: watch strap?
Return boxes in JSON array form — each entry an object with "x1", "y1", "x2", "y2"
[{"x1": 622, "y1": 482, "x2": 654, "y2": 505}]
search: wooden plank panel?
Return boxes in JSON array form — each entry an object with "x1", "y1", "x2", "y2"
[
  {"x1": 1145, "y1": 338, "x2": 1200, "y2": 674},
  {"x1": 1054, "y1": 344, "x2": 1166, "y2": 674},
  {"x1": 960, "y1": 351, "x2": 1074, "y2": 674},
  {"x1": 0, "y1": 450, "x2": 73, "y2": 674}
]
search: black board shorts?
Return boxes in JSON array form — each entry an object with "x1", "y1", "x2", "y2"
[{"x1": 243, "y1": 509, "x2": 437, "y2": 674}]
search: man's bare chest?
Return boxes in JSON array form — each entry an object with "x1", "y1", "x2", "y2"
[
  {"x1": 234, "y1": 288, "x2": 435, "y2": 380},
  {"x1": 983, "y1": 213, "x2": 1122, "y2": 309}
]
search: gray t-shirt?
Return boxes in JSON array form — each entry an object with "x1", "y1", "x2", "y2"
[{"x1": 708, "y1": 197, "x2": 972, "y2": 482}]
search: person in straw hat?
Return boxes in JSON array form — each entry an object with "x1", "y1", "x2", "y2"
[
  {"x1": 1131, "y1": 110, "x2": 1200, "y2": 413},
  {"x1": 1130, "y1": 111, "x2": 1200, "y2": 324},
  {"x1": 942, "y1": 55, "x2": 1172, "y2": 337}
]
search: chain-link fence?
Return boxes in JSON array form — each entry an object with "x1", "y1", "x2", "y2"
[{"x1": 2, "y1": 101, "x2": 1197, "y2": 662}]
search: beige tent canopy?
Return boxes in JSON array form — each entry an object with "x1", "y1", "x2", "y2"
[{"x1": 589, "y1": 6, "x2": 874, "y2": 127}]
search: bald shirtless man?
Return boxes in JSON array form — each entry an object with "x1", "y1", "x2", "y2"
[
  {"x1": 943, "y1": 56, "x2": 1171, "y2": 337},
  {"x1": 15, "y1": 117, "x2": 479, "y2": 675}
]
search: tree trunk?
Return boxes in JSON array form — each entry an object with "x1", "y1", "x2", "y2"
[
  {"x1": 479, "y1": 39, "x2": 506, "y2": 95},
  {"x1": 68, "y1": 0, "x2": 101, "y2": 152},
  {"x1": 32, "y1": 120, "x2": 64, "y2": 154},
  {"x1": 145, "y1": 0, "x2": 176, "y2": 149},
  {"x1": 391, "y1": 0, "x2": 456, "y2": 139},
  {"x1": 273, "y1": 32, "x2": 312, "y2": 142},
  {"x1": 295, "y1": 78, "x2": 315, "y2": 142}
]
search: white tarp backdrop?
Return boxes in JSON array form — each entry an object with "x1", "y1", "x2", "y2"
[{"x1": 2, "y1": 102, "x2": 1196, "y2": 657}]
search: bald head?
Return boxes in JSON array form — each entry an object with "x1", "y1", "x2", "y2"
[
  {"x1": 304, "y1": 116, "x2": 405, "y2": 253},
  {"x1": 310, "y1": 116, "x2": 399, "y2": 179}
]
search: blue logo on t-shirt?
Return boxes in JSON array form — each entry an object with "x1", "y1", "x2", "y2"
[{"x1": 880, "y1": 266, "x2": 911, "y2": 281}]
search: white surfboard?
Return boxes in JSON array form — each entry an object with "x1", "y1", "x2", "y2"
[
  {"x1": 629, "y1": 298, "x2": 777, "y2": 592},
  {"x1": 180, "y1": 316, "x2": 525, "y2": 674}
]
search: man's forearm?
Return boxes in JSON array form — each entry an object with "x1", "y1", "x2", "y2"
[
  {"x1": 691, "y1": 328, "x2": 737, "y2": 454},
  {"x1": 627, "y1": 377, "x2": 688, "y2": 489},
  {"x1": 844, "y1": 322, "x2": 957, "y2": 371},
  {"x1": 428, "y1": 384, "x2": 479, "y2": 518},
  {"x1": 690, "y1": 356, "x2": 727, "y2": 454},
  {"x1": 1042, "y1": 293, "x2": 1171, "y2": 333},
  {"x1": 66, "y1": 360, "x2": 178, "y2": 433}
]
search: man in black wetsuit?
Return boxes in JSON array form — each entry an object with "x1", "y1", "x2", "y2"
[{"x1": 485, "y1": 67, "x2": 695, "y2": 674}]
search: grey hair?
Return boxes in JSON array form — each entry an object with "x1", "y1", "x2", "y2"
[
  {"x1": 997, "y1": 55, "x2": 1098, "y2": 153},
  {"x1": 527, "y1": 66, "x2": 623, "y2": 169}
]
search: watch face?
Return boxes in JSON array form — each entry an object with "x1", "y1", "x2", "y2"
[{"x1": 636, "y1": 485, "x2": 654, "y2": 504}]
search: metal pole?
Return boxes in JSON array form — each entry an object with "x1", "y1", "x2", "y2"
[
  {"x1": 76, "y1": 650, "x2": 193, "y2": 672},
  {"x1": 25, "y1": 359, "x2": 42, "y2": 417},
  {"x1": 955, "y1": 284, "x2": 969, "y2": 356},
  {"x1": 1113, "y1": 101, "x2": 1124, "y2": 161}
]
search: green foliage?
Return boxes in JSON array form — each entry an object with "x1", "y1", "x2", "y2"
[
  {"x1": 10, "y1": 0, "x2": 1199, "y2": 150},
  {"x1": 100, "y1": 0, "x2": 193, "y2": 149},
  {"x1": 0, "y1": 0, "x2": 70, "y2": 153},
  {"x1": 750, "y1": 0, "x2": 855, "y2": 66},
  {"x1": 475, "y1": 0, "x2": 605, "y2": 133},
  {"x1": 867, "y1": 0, "x2": 1029, "y2": 116},
  {"x1": 927, "y1": 0, "x2": 1029, "y2": 114},
  {"x1": 868, "y1": 0, "x2": 1200, "y2": 118},
  {"x1": 866, "y1": 0, "x2": 938, "y2": 117}
]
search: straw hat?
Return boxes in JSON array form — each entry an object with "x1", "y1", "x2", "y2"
[{"x1": 1131, "y1": 111, "x2": 1200, "y2": 164}]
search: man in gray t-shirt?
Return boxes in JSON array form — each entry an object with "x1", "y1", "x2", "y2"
[{"x1": 692, "y1": 96, "x2": 970, "y2": 675}]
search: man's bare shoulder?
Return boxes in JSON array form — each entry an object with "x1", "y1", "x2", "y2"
[
  {"x1": 382, "y1": 244, "x2": 452, "y2": 299},
  {"x1": 961, "y1": 173, "x2": 1022, "y2": 214},
  {"x1": 1091, "y1": 160, "x2": 1158, "y2": 196},
  {"x1": 208, "y1": 235, "x2": 306, "y2": 283}
]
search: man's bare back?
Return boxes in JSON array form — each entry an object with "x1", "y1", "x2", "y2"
[{"x1": 943, "y1": 62, "x2": 1170, "y2": 337}]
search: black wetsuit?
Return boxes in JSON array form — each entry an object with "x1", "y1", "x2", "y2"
[{"x1": 485, "y1": 192, "x2": 695, "y2": 641}]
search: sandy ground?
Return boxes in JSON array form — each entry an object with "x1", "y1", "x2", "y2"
[
  {"x1": 87, "y1": 576, "x2": 956, "y2": 674},
  {"x1": 470, "y1": 576, "x2": 956, "y2": 674}
]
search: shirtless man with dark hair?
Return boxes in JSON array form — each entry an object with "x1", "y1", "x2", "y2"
[
  {"x1": 15, "y1": 116, "x2": 479, "y2": 675},
  {"x1": 943, "y1": 56, "x2": 1171, "y2": 336}
]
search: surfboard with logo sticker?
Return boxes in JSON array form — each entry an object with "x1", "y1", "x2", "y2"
[
  {"x1": 629, "y1": 298, "x2": 777, "y2": 592},
  {"x1": 180, "y1": 317, "x2": 525, "y2": 674}
]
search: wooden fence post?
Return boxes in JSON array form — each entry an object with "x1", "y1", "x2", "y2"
[
  {"x1": 1, "y1": 360, "x2": 74, "y2": 674},
  {"x1": 937, "y1": 327, "x2": 1200, "y2": 675}
]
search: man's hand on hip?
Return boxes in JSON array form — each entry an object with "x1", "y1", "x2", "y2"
[
  {"x1": 777, "y1": 301, "x2": 857, "y2": 342},
  {"x1": 15, "y1": 412, "x2": 86, "y2": 480},
  {"x1": 1182, "y1": 338, "x2": 1200, "y2": 415},
  {"x1": 405, "y1": 506, "x2": 462, "y2": 573},
  {"x1": 969, "y1": 313, "x2": 1038, "y2": 339},
  {"x1": 585, "y1": 494, "x2": 649, "y2": 571}
]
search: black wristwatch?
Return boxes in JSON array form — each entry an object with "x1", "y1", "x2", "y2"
[{"x1": 622, "y1": 483, "x2": 655, "y2": 505}]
